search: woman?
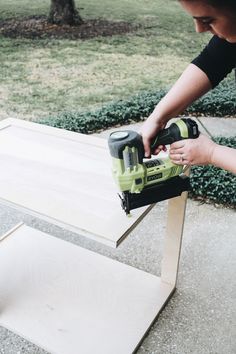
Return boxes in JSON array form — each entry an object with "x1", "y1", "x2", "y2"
[{"x1": 140, "y1": 0, "x2": 236, "y2": 174}]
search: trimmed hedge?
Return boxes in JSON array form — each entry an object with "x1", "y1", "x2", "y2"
[
  {"x1": 190, "y1": 137, "x2": 236, "y2": 208},
  {"x1": 187, "y1": 80, "x2": 236, "y2": 117},
  {"x1": 39, "y1": 89, "x2": 166, "y2": 134},
  {"x1": 40, "y1": 80, "x2": 235, "y2": 134}
]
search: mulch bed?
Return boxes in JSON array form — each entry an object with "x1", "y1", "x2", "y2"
[{"x1": 0, "y1": 15, "x2": 139, "y2": 40}]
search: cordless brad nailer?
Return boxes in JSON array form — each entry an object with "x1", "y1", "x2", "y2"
[{"x1": 108, "y1": 118, "x2": 199, "y2": 214}]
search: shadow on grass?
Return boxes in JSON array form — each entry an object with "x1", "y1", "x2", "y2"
[{"x1": 0, "y1": 15, "x2": 140, "y2": 40}]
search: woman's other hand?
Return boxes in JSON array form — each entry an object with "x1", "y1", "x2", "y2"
[{"x1": 169, "y1": 134, "x2": 216, "y2": 166}]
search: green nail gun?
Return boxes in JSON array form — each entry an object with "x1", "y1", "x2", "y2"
[{"x1": 108, "y1": 118, "x2": 199, "y2": 214}]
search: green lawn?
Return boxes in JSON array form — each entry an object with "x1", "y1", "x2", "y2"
[{"x1": 0, "y1": 0, "x2": 211, "y2": 120}]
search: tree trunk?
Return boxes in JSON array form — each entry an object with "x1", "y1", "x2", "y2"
[{"x1": 49, "y1": 0, "x2": 83, "y2": 25}]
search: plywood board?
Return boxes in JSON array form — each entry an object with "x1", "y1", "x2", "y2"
[
  {"x1": 0, "y1": 224, "x2": 174, "y2": 354},
  {"x1": 0, "y1": 118, "x2": 153, "y2": 247}
]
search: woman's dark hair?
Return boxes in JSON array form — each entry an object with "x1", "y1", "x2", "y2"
[{"x1": 180, "y1": 0, "x2": 236, "y2": 12}]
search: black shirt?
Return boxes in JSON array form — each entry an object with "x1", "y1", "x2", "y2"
[{"x1": 192, "y1": 35, "x2": 236, "y2": 88}]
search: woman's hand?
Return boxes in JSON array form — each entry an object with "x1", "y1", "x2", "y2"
[
  {"x1": 139, "y1": 116, "x2": 167, "y2": 158},
  {"x1": 169, "y1": 134, "x2": 216, "y2": 166}
]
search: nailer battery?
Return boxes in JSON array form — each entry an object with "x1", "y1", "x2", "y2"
[{"x1": 108, "y1": 118, "x2": 199, "y2": 214}]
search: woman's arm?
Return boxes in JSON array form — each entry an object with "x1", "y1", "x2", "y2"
[
  {"x1": 140, "y1": 63, "x2": 212, "y2": 157},
  {"x1": 211, "y1": 144, "x2": 236, "y2": 174}
]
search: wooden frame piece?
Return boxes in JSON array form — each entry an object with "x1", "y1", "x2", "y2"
[
  {"x1": 0, "y1": 118, "x2": 153, "y2": 248},
  {"x1": 0, "y1": 190, "x2": 187, "y2": 353},
  {"x1": 161, "y1": 191, "x2": 188, "y2": 286},
  {"x1": 0, "y1": 223, "x2": 176, "y2": 354}
]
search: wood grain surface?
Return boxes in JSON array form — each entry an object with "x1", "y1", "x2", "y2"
[{"x1": 0, "y1": 119, "x2": 152, "y2": 247}]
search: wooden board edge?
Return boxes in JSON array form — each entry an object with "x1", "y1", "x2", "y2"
[
  {"x1": 116, "y1": 204, "x2": 155, "y2": 247},
  {"x1": 0, "y1": 222, "x2": 24, "y2": 242},
  {"x1": 0, "y1": 118, "x2": 107, "y2": 148}
]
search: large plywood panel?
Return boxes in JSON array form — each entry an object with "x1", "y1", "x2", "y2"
[
  {"x1": 0, "y1": 119, "x2": 152, "y2": 247},
  {"x1": 0, "y1": 224, "x2": 174, "y2": 354}
]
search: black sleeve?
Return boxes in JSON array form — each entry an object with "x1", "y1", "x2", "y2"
[{"x1": 192, "y1": 35, "x2": 236, "y2": 88}]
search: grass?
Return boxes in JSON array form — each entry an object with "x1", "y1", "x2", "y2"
[{"x1": 0, "y1": 0, "x2": 212, "y2": 120}]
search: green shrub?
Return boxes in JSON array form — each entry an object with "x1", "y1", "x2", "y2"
[
  {"x1": 190, "y1": 137, "x2": 236, "y2": 208},
  {"x1": 187, "y1": 80, "x2": 236, "y2": 117},
  {"x1": 40, "y1": 80, "x2": 235, "y2": 134},
  {"x1": 39, "y1": 89, "x2": 167, "y2": 133}
]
